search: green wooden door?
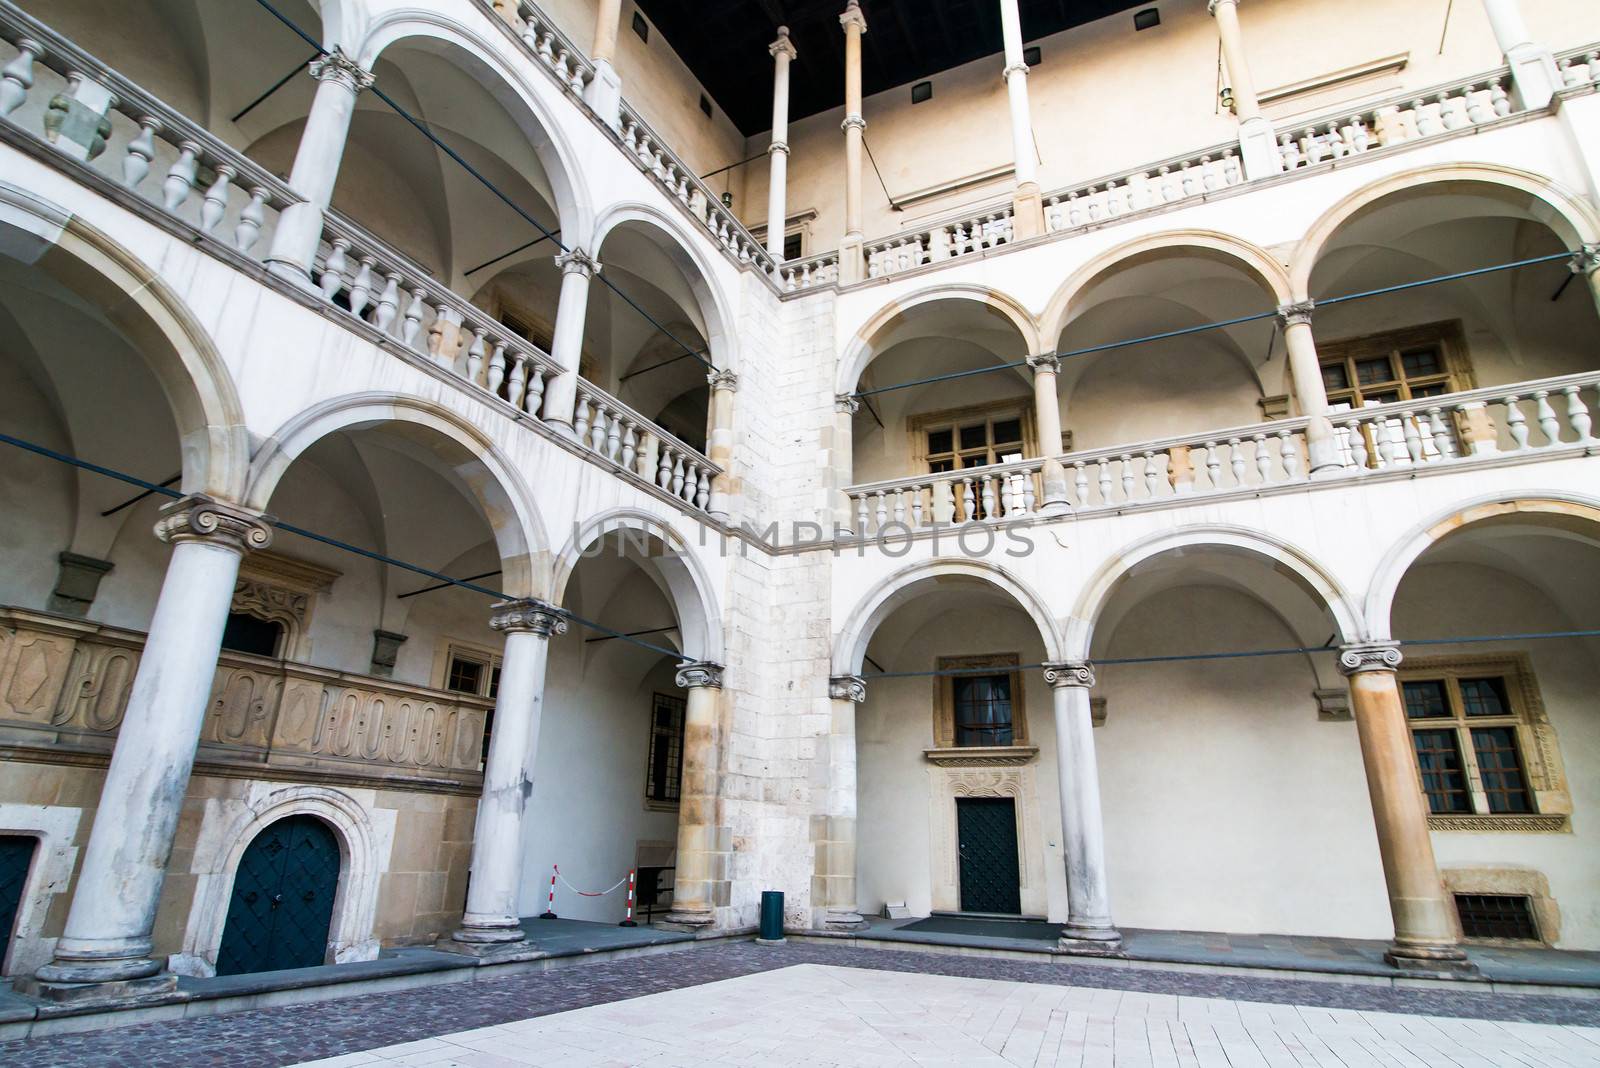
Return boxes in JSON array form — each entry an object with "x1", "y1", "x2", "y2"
[
  {"x1": 216, "y1": 816, "x2": 340, "y2": 976},
  {"x1": 956, "y1": 798, "x2": 1022, "y2": 914}
]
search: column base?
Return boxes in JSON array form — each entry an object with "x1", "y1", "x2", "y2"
[
  {"x1": 17, "y1": 971, "x2": 178, "y2": 1007},
  {"x1": 1057, "y1": 924, "x2": 1123, "y2": 956},
  {"x1": 450, "y1": 918, "x2": 528, "y2": 945},
  {"x1": 435, "y1": 935, "x2": 542, "y2": 962},
  {"x1": 265, "y1": 258, "x2": 321, "y2": 294},
  {"x1": 543, "y1": 418, "x2": 579, "y2": 441},
  {"x1": 656, "y1": 908, "x2": 716, "y2": 933},
  {"x1": 1384, "y1": 941, "x2": 1477, "y2": 973},
  {"x1": 822, "y1": 908, "x2": 868, "y2": 932}
]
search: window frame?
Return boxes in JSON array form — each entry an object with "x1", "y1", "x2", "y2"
[
  {"x1": 909, "y1": 400, "x2": 1036, "y2": 476},
  {"x1": 1316, "y1": 320, "x2": 1474, "y2": 411},
  {"x1": 932, "y1": 653, "x2": 1030, "y2": 751},
  {"x1": 643, "y1": 691, "x2": 687, "y2": 811},
  {"x1": 1399, "y1": 654, "x2": 1571, "y2": 832},
  {"x1": 435, "y1": 640, "x2": 503, "y2": 700}
]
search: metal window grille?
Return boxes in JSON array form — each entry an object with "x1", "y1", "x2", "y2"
[
  {"x1": 646, "y1": 692, "x2": 686, "y2": 803},
  {"x1": 1455, "y1": 893, "x2": 1540, "y2": 941}
]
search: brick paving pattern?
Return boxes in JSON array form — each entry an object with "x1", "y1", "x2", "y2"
[{"x1": 5, "y1": 941, "x2": 1599, "y2": 1068}]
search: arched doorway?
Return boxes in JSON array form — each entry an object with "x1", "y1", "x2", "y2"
[
  {"x1": 0, "y1": 836, "x2": 38, "y2": 973},
  {"x1": 216, "y1": 815, "x2": 341, "y2": 975}
]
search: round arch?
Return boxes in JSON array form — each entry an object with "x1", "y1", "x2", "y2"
[
  {"x1": 172, "y1": 785, "x2": 392, "y2": 977},
  {"x1": 1289, "y1": 163, "x2": 1600, "y2": 300},
  {"x1": 0, "y1": 182, "x2": 249, "y2": 500},
  {"x1": 550, "y1": 507, "x2": 723, "y2": 663},
  {"x1": 244, "y1": 392, "x2": 551, "y2": 599},
  {"x1": 836, "y1": 284, "x2": 1041, "y2": 397},
  {"x1": 1363, "y1": 492, "x2": 1600, "y2": 640},
  {"x1": 1064, "y1": 525, "x2": 1362, "y2": 659},
  {"x1": 1040, "y1": 230, "x2": 1293, "y2": 346},
  {"x1": 591, "y1": 202, "x2": 739, "y2": 372},
  {"x1": 832, "y1": 559, "x2": 1064, "y2": 675},
  {"x1": 353, "y1": 13, "x2": 592, "y2": 243}
]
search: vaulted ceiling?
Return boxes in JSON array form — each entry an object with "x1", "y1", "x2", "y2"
[{"x1": 633, "y1": 0, "x2": 1151, "y2": 136}]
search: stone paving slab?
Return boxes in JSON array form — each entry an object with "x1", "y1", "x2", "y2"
[
  {"x1": 5, "y1": 941, "x2": 1600, "y2": 1068},
  {"x1": 296, "y1": 963, "x2": 1600, "y2": 1068}
]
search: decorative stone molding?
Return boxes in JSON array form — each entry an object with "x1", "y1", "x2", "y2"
[
  {"x1": 1429, "y1": 814, "x2": 1569, "y2": 833},
  {"x1": 153, "y1": 494, "x2": 272, "y2": 554},
  {"x1": 0, "y1": 804, "x2": 80, "y2": 977},
  {"x1": 1002, "y1": 62, "x2": 1030, "y2": 80},
  {"x1": 923, "y1": 745, "x2": 1038, "y2": 767},
  {"x1": 230, "y1": 552, "x2": 337, "y2": 659},
  {"x1": 1027, "y1": 353, "x2": 1061, "y2": 374},
  {"x1": 1207, "y1": 0, "x2": 1240, "y2": 14},
  {"x1": 930, "y1": 767, "x2": 1044, "y2": 915},
  {"x1": 834, "y1": 393, "x2": 860, "y2": 415},
  {"x1": 675, "y1": 661, "x2": 724, "y2": 689},
  {"x1": 1090, "y1": 696, "x2": 1108, "y2": 727},
  {"x1": 369, "y1": 630, "x2": 407, "y2": 678},
  {"x1": 489, "y1": 598, "x2": 566, "y2": 638},
  {"x1": 769, "y1": 27, "x2": 797, "y2": 61},
  {"x1": 766, "y1": 140, "x2": 790, "y2": 156},
  {"x1": 1042, "y1": 660, "x2": 1095, "y2": 688},
  {"x1": 1570, "y1": 243, "x2": 1600, "y2": 275},
  {"x1": 555, "y1": 247, "x2": 599, "y2": 278},
  {"x1": 170, "y1": 783, "x2": 396, "y2": 977},
  {"x1": 1337, "y1": 641, "x2": 1402, "y2": 675},
  {"x1": 308, "y1": 49, "x2": 375, "y2": 94},
  {"x1": 839, "y1": 2, "x2": 867, "y2": 34},
  {"x1": 1314, "y1": 687, "x2": 1352, "y2": 721},
  {"x1": 1277, "y1": 300, "x2": 1315, "y2": 328},
  {"x1": 828, "y1": 675, "x2": 866, "y2": 703},
  {"x1": 840, "y1": 114, "x2": 867, "y2": 133},
  {"x1": 47, "y1": 552, "x2": 113, "y2": 618},
  {"x1": 706, "y1": 368, "x2": 739, "y2": 391},
  {"x1": 1257, "y1": 393, "x2": 1291, "y2": 420}
]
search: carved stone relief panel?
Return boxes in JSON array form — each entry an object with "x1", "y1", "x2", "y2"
[{"x1": 927, "y1": 764, "x2": 1047, "y2": 916}]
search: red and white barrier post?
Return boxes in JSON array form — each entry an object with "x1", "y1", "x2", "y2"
[
  {"x1": 539, "y1": 863, "x2": 558, "y2": 919},
  {"x1": 619, "y1": 868, "x2": 638, "y2": 927}
]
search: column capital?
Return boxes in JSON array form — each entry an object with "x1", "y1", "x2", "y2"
[
  {"x1": 153, "y1": 495, "x2": 273, "y2": 554},
  {"x1": 676, "y1": 661, "x2": 724, "y2": 689},
  {"x1": 707, "y1": 368, "x2": 739, "y2": 391},
  {"x1": 1043, "y1": 660, "x2": 1095, "y2": 689},
  {"x1": 489, "y1": 598, "x2": 567, "y2": 637},
  {"x1": 555, "y1": 247, "x2": 599, "y2": 278},
  {"x1": 1027, "y1": 353, "x2": 1061, "y2": 374},
  {"x1": 770, "y1": 26, "x2": 798, "y2": 61},
  {"x1": 834, "y1": 393, "x2": 861, "y2": 415},
  {"x1": 828, "y1": 675, "x2": 866, "y2": 702},
  {"x1": 1338, "y1": 640, "x2": 1403, "y2": 676},
  {"x1": 1207, "y1": 0, "x2": 1240, "y2": 15},
  {"x1": 1570, "y1": 243, "x2": 1600, "y2": 275},
  {"x1": 1002, "y1": 61, "x2": 1030, "y2": 79},
  {"x1": 767, "y1": 139, "x2": 790, "y2": 156},
  {"x1": 1277, "y1": 300, "x2": 1315, "y2": 328},
  {"x1": 839, "y1": 1, "x2": 868, "y2": 34},
  {"x1": 308, "y1": 49, "x2": 375, "y2": 94},
  {"x1": 840, "y1": 113, "x2": 866, "y2": 132}
]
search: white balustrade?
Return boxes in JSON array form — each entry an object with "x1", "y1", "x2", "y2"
[
  {"x1": 782, "y1": 251, "x2": 840, "y2": 291},
  {"x1": 845, "y1": 374, "x2": 1599, "y2": 535},
  {"x1": 1275, "y1": 75, "x2": 1516, "y2": 172},
  {"x1": 573, "y1": 381, "x2": 720, "y2": 514}
]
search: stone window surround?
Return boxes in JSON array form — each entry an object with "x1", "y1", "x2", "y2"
[
  {"x1": 433, "y1": 638, "x2": 505, "y2": 699},
  {"x1": 926, "y1": 653, "x2": 1040, "y2": 768},
  {"x1": 1441, "y1": 866, "x2": 1561, "y2": 945},
  {"x1": 169, "y1": 783, "x2": 397, "y2": 978},
  {"x1": 0, "y1": 804, "x2": 81, "y2": 978},
  {"x1": 230, "y1": 552, "x2": 341, "y2": 663}
]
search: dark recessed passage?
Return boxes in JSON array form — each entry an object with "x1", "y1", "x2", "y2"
[
  {"x1": 911, "y1": 80, "x2": 933, "y2": 104},
  {"x1": 1455, "y1": 893, "x2": 1540, "y2": 941},
  {"x1": 632, "y1": 11, "x2": 649, "y2": 42},
  {"x1": 1134, "y1": 8, "x2": 1161, "y2": 31}
]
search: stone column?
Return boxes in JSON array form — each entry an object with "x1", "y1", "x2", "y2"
[
  {"x1": 1338, "y1": 642, "x2": 1472, "y2": 971},
  {"x1": 450, "y1": 600, "x2": 565, "y2": 950},
  {"x1": 1574, "y1": 244, "x2": 1600, "y2": 319},
  {"x1": 1278, "y1": 301, "x2": 1340, "y2": 475},
  {"x1": 541, "y1": 248, "x2": 598, "y2": 435},
  {"x1": 997, "y1": 0, "x2": 1045, "y2": 238},
  {"x1": 661, "y1": 662, "x2": 727, "y2": 930},
  {"x1": 1479, "y1": 0, "x2": 1559, "y2": 109},
  {"x1": 831, "y1": 394, "x2": 859, "y2": 533},
  {"x1": 33, "y1": 496, "x2": 271, "y2": 999},
  {"x1": 1027, "y1": 355, "x2": 1070, "y2": 515},
  {"x1": 838, "y1": 1, "x2": 868, "y2": 284},
  {"x1": 266, "y1": 50, "x2": 374, "y2": 283},
  {"x1": 585, "y1": 0, "x2": 624, "y2": 128},
  {"x1": 766, "y1": 27, "x2": 799, "y2": 260},
  {"x1": 814, "y1": 676, "x2": 867, "y2": 930},
  {"x1": 1042, "y1": 662, "x2": 1121, "y2": 953},
  {"x1": 1207, "y1": 0, "x2": 1280, "y2": 179},
  {"x1": 705, "y1": 369, "x2": 738, "y2": 520}
]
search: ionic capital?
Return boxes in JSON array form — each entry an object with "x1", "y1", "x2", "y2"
[
  {"x1": 1002, "y1": 61, "x2": 1030, "y2": 80},
  {"x1": 308, "y1": 49, "x2": 375, "y2": 94},
  {"x1": 490, "y1": 598, "x2": 567, "y2": 638},
  {"x1": 770, "y1": 27, "x2": 798, "y2": 61},
  {"x1": 1207, "y1": 0, "x2": 1240, "y2": 15},
  {"x1": 154, "y1": 494, "x2": 273, "y2": 555},
  {"x1": 1570, "y1": 243, "x2": 1600, "y2": 275},
  {"x1": 1277, "y1": 300, "x2": 1315, "y2": 328},
  {"x1": 1027, "y1": 353, "x2": 1061, "y2": 374},
  {"x1": 676, "y1": 660, "x2": 725, "y2": 690},
  {"x1": 767, "y1": 139, "x2": 791, "y2": 156},
  {"x1": 1042, "y1": 660, "x2": 1095, "y2": 689},
  {"x1": 1338, "y1": 641, "x2": 1403, "y2": 676},
  {"x1": 834, "y1": 393, "x2": 860, "y2": 415},
  {"x1": 829, "y1": 675, "x2": 866, "y2": 703},
  {"x1": 840, "y1": 113, "x2": 866, "y2": 133},
  {"x1": 839, "y1": 2, "x2": 868, "y2": 35},
  {"x1": 556, "y1": 247, "x2": 599, "y2": 278},
  {"x1": 707, "y1": 368, "x2": 739, "y2": 391}
]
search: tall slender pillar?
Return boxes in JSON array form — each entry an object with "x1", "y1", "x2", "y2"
[
  {"x1": 705, "y1": 369, "x2": 738, "y2": 520},
  {"x1": 1339, "y1": 642, "x2": 1472, "y2": 971},
  {"x1": 585, "y1": 0, "x2": 624, "y2": 129},
  {"x1": 766, "y1": 27, "x2": 799, "y2": 260},
  {"x1": 838, "y1": 2, "x2": 868, "y2": 284},
  {"x1": 1278, "y1": 302, "x2": 1340, "y2": 475},
  {"x1": 450, "y1": 600, "x2": 564, "y2": 950},
  {"x1": 33, "y1": 497, "x2": 271, "y2": 999},
  {"x1": 266, "y1": 50, "x2": 375, "y2": 282},
  {"x1": 541, "y1": 248, "x2": 598, "y2": 435},
  {"x1": 830, "y1": 394, "x2": 858, "y2": 533},
  {"x1": 1027, "y1": 355, "x2": 1069, "y2": 515},
  {"x1": 815, "y1": 677, "x2": 866, "y2": 930},
  {"x1": 997, "y1": 0, "x2": 1045, "y2": 238},
  {"x1": 1042, "y1": 662, "x2": 1120, "y2": 953},
  {"x1": 1207, "y1": 0, "x2": 1281, "y2": 180},
  {"x1": 661, "y1": 662, "x2": 727, "y2": 930},
  {"x1": 1479, "y1": 0, "x2": 1558, "y2": 109}
]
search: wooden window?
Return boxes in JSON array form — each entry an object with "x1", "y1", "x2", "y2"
[
  {"x1": 1399, "y1": 657, "x2": 1558, "y2": 822},
  {"x1": 1317, "y1": 321, "x2": 1472, "y2": 410},
  {"x1": 933, "y1": 654, "x2": 1029, "y2": 750},
  {"x1": 953, "y1": 674, "x2": 1014, "y2": 747},
  {"x1": 645, "y1": 692, "x2": 686, "y2": 807},
  {"x1": 439, "y1": 644, "x2": 501, "y2": 699},
  {"x1": 912, "y1": 402, "x2": 1033, "y2": 476}
]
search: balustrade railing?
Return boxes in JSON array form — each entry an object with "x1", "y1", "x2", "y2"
[
  {"x1": 846, "y1": 373, "x2": 1599, "y2": 534},
  {"x1": 779, "y1": 250, "x2": 840, "y2": 291},
  {"x1": 511, "y1": 1, "x2": 594, "y2": 97},
  {"x1": 1556, "y1": 47, "x2": 1600, "y2": 90},
  {"x1": 574, "y1": 380, "x2": 718, "y2": 510},
  {"x1": 1274, "y1": 74, "x2": 1513, "y2": 172},
  {"x1": 1045, "y1": 145, "x2": 1244, "y2": 233},
  {"x1": 861, "y1": 205, "x2": 1018, "y2": 281}
]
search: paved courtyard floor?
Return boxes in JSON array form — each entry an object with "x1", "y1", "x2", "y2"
[{"x1": 6, "y1": 942, "x2": 1600, "y2": 1067}]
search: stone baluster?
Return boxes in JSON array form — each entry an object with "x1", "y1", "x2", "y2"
[
  {"x1": 980, "y1": 476, "x2": 997, "y2": 520},
  {"x1": 1533, "y1": 390, "x2": 1559, "y2": 445},
  {"x1": 909, "y1": 486, "x2": 925, "y2": 526},
  {"x1": 235, "y1": 187, "x2": 269, "y2": 253},
  {"x1": 1371, "y1": 414, "x2": 1396, "y2": 466},
  {"x1": 1119, "y1": 454, "x2": 1135, "y2": 498},
  {"x1": 121, "y1": 116, "x2": 160, "y2": 188},
  {"x1": 401, "y1": 287, "x2": 427, "y2": 348},
  {"x1": 1346, "y1": 418, "x2": 1369, "y2": 470},
  {"x1": 1228, "y1": 438, "x2": 1246, "y2": 484},
  {"x1": 0, "y1": 37, "x2": 41, "y2": 118},
  {"x1": 1426, "y1": 407, "x2": 1454, "y2": 458},
  {"x1": 657, "y1": 444, "x2": 674, "y2": 491},
  {"x1": 606, "y1": 411, "x2": 623, "y2": 462},
  {"x1": 671, "y1": 454, "x2": 686, "y2": 499},
  {"x1": 487, "y1": 340, "x2": 508, "y2": 397},
  {"x1": 874, "y1": 489, "x2": 889, "y2": 528},
  {"x1": 1565, "y1": 386, "x2": 1594, "y2": 441},
  {"x1": 318, "y1": 237, "x2": 349, "y2": 301},
  {"x1": 347, "y1": 255, "x2": 375, "y2": 320},
  {"x1": 1279, "y1": 429, "x2": 1302, "y2": 479},
  {"x1": 199, "y1": 163, "x2": 234, "y2": 234},
  {"x1": 1204, "y1": 441, "x2": 1222, "y2": 488},
  {"x1": 695, "y1": 467, "x2": 712, "y2": 510},
  {"x1": 526, "y1": 366, "x2": 546, "y2": 417},
  {"x1": 621, "y1": 423, "x2": 638, "y2": 471},
  {"x1": 162, "y1": 140, "x2": 200, "y2": 212},
  {"x1": 854, "y1": 493, "x2": 870, "y2": 533},
  {"x1": 1504, "y1": 395, "x2": 1529, "y2": 448},
  {"x1": 1252, "y1": 434, "x2": 1271, "y2": 482},
  {"x1": 1073, "y1": 462, "x2": 1089, "y2": 506},
  {"x1": 505, "y1": 351, "x2": 527, "y2": 408},
  {"x1": 573, "y1": 395, "x2": 592, "y2": 445},
  {"x1": 589, "y1": 402, "x2": 609, "y2": 455},
  {"x1": 1042, "y1": 662, "x2": 1121, "y2": 953},
  {"x1": 374, "y1": 273, "x2": 401, "y2": 336},
  {"x1": 1096, "y1": 460, "x2": 1113, "y2": 503}
]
